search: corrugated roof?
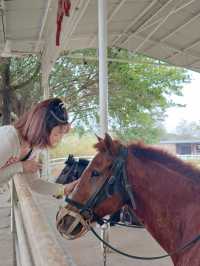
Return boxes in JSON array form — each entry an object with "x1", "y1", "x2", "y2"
[{"x1": 1, "y1": 0, "x2": 200, "y2": 74}]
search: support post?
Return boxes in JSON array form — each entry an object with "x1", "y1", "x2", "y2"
[
  {"x1": 98, "y1": 0, "x2": 108, "y2": 137},
  {"x1": 41, "y1": 63, "x2": 50, "y2": 179},
  {"x1": 98, "y1": 2, "x2": 110, "y2": 265}
]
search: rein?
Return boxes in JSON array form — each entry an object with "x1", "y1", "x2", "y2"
[{"x1": 90, "y1": 226, "x2": 200, "y2": 261}]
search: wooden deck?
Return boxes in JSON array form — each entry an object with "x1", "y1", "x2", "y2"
[{"x1": 0, "y1": 188, "x2": 13, "y2": 266}]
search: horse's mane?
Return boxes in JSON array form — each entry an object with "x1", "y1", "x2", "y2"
[
  {"x1": 94, "y1": 138, "x2": 200, "y2": 183},
  {"x1": 130, "y1": 142, "x2": 200, "y2": 183}
]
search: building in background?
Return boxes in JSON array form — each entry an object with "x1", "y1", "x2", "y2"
[{"x1": 158, "y1": 140, "x2": 200, "y2": 155}]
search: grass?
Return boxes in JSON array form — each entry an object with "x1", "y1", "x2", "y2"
[
  {"x1": 49, "y1": 133, "x2": 200, "y2": 172},
  {"x1": 49, "y1": 133, "x2": 97, "y2": 158}
]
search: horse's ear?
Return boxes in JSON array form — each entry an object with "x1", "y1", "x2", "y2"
[
  {"x1": 95, "y1": 134, "x2": 103, "y2": 143},
  {"x1": 67, "y1": 154, "x2": 74, "y2": 164},
  {"x1": 104, "y1": 133, "x2": 116, "y2": 155}
]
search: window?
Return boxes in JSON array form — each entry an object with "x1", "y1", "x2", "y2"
[
  {"x1": 196, "y1": 144, "x2": 200, "y2": 153},
  {"x1": 176, "y1": 144, "x2": 191, "y2": 155}
]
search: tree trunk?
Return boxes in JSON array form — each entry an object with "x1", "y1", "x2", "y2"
[{"x1": 1, "y1": 58, "x2": 11, "y2": 125}]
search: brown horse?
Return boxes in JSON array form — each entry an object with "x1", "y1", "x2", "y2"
[{"x1": 56, "y1": 134, "x2": 200, "y2": 266}]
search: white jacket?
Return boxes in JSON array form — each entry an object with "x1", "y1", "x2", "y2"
[
  {"x1": 0, "y1": 125, "x2": 64, "y2": 197},
  {"x1": 0, "y1": 125, "x2": 23, "y2": 185}
]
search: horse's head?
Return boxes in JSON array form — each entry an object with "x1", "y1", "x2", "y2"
[
  {"x1": 56, "y1": 134, "x2": 131, "y2": 239},
  {"x1": 56, "y1": 155, "x2": 89, "y2": 184},
  {"x1": 55, "y1": 154, "x2": 75, "y2": 184}
]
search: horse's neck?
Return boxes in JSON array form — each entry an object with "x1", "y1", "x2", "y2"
[{"x1": 126, "y1": 155, "x2": 200, "y2": 254}]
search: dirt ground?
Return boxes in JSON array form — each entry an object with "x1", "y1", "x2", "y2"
[{"x1": 35, "y1": 193, "x2": 173, "y2": 266}]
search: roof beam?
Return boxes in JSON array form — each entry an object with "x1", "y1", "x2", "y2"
[
  {"x1": 112, "y1": 0, "x2": 172, "y2": 46},
  {"x1": 88, "y1": 0, "x2": 127, "y2": 47},
  {"x1": 107, "y1": 0, "x2": 127, "y2": 22},
  {"x1": 128, "y1": 1, "x2": 180, "y2": 56},
  {"x1": 89, "y1": 0, "x2": 177, "y2": 48},
  {"x1": 116, "y1": 0, "x2": 200, "y2": 67},
  {"x1": 40, "y1": 0, "x2": 200, "y2": 76},
  {"x1": 187, "y1": 58, "x2": 200, "y2": 68},
  {"x1": 34, "y1": 0, "x2": 53, "y2": 52},
  {"x1": 41, "y1": 0, "x2": 91, "y2": 79},
  {"x1": 70, "y1": 31, "x2": 200, "y2": 66},
  {"x1": 75, "y1": 5, "x2": 200, "y2": 47},
  {"x1": 69, "y1": 31, "x2": 200, "y2": 64},
  {"x1": 120, "y1": 0, "x2": 196, "y2": 47},
  {"x1": 128, "y1": 32, "x2": 200, "y2": 66},
  {"x1": 61, "y1": 0, "x2": 91, "y2": 50},
  {"x1": 164, "y1": 37, "x2": 200, "y2": 63},
  {"x1": 66, "y1": 53, "x2": 169, "y2": 66},
  {"x1": 161, "y1": 11, "x2": 200, "y2": 42},
  {"x1": 144, "y1": 9, "x2": 200, "y2": 54}
]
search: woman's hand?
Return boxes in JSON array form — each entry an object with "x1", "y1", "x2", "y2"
[
  {"x1": 64, "y1": 179, "x2": 79, "y2": 196},
  {"x1": 22, "y1": 159, "x2": 41, "y2": 174}
]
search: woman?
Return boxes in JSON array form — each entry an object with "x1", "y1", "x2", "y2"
[{"x1": 0, "y1": 98, "x2": 77, "y2": 197}]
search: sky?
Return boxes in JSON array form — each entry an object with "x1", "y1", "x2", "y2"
[{"x1": 164, "y1": 71, "x2": 200, "y2": 133}]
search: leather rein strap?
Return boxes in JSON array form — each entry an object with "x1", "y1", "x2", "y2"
[{"x1": 90, "y1": 226, "x2": 200, "y2": 261}]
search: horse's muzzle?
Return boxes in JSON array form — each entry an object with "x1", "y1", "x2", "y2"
[{"x1": 56, "y1": 207, "x2": 90, "y2": 240}]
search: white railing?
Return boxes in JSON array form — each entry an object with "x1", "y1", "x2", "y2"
[
  {"x1": 10, "y1": 174, "x2": 75, "y2": 266},
  {"x1": 50, "y1": 154, "x2": 200, "y2": 169},
  {"x1": 48, "y1": 154, "x2": 200, "y2": 179},
  {"x1": 177, "y1": 154, "x2": 200, "y2": 161},
  {"x1": 50, "y1": 155, "x2": 93, "y2": 167}
]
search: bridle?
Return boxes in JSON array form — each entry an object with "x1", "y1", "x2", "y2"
[{"x1": 56, "y1": 146, "x2": 137, "y2": 239}]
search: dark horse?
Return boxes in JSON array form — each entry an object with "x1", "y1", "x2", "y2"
[
  {"x1": 56, "y1": 134, "x2": 200, "y2": 265},
  {"x1": 55, "y1": 154, "x2": 89, "y2": 184}
]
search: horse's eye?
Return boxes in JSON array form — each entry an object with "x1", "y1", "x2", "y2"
[{"x1": 91, "y1": 170, "x2": 100, "y2": 177}]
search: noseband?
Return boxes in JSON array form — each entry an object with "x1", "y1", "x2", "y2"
[{"x1": 56, "y1": 146, "x2": 137, "y2": 239}]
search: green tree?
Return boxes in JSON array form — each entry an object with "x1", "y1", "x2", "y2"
[
  {"x1": 0, "y1": 58, "x2": 12, "y2": 124},
  {"x1": 175, "y1": 120, "x2": 200, "y2": 139},
  {"x1": 0, "y1": 49, "x2": 190, "y2": 144},
  {"x1": 0, "y1": 55, "x2": 41, "y2": 125},
  {"x1": 49, "y1": 49, "x2": 190, "y2": 143},
  {"x1": 160, "y1": 120, "x2": 200, "y2": 141}
]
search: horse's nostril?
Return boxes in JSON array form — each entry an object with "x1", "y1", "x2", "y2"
[{"x1": 63, "y1": 215, "x2": 74, "y2": 229}]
